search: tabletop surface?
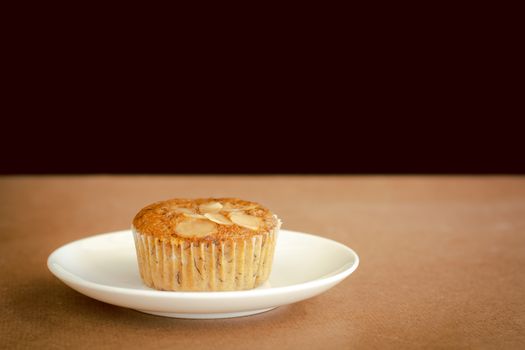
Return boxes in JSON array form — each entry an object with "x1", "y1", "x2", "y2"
[{"x1": 1, "y1": 176, "x2": 524, "y2": 349}]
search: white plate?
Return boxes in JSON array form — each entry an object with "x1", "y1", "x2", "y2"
[{"x1": 47, "y1": 229, "x2": 359, "y2": 319}]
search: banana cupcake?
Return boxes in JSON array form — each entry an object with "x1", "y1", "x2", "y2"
[{"x1": 132, "y1": 198, "x2": 281, "y2": 291}]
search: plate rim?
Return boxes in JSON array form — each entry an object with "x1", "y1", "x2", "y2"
[{"x1": 47, "y1": 229, "x2": 359, "y2": 299}]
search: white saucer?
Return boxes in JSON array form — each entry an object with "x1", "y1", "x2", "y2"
[{"x1": 47, "y1": 229, "x2": 359, "y2": 319}]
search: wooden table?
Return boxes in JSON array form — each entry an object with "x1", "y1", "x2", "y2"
[{"x1": 1, "y1": 176, "x2": 524, "y2": 349}]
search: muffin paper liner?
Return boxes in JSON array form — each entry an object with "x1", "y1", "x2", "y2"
[{"x1": 132, "y1": 224, "x2": 279, "y2": 291}]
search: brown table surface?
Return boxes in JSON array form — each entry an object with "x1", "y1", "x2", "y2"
[{"x1": 1, "y1": 176, "x2": 524, "y2": 349}]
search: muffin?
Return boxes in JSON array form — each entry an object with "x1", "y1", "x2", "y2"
[{"x1": 132, "y1": 198, "x2": 281, "y2": 291}]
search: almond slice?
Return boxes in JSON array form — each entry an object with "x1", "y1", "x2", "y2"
[
  {"x1": 222, "y1": 207, "x2": 244, "y2": 212},
  {"x1": 199, "y1": 201, "x2": 223, "y2": 213},
  {"x1": 229, "y1": 212, "x2": 262, "y2": 230},
  {"x1": 222, "y1": 203, "x2": 258, "y2": 212},
  {"x1": 176, "y1": 218, "x2": 217, "y2": 238},
  {"x1": 221, "y1": 203, "x2": 240, "y2": 211},
  {"x1": 183, "y1": 212, "x2": 207, "y2": 219},
  {"x1": 204, "y1": 212, "x2": 233, "y2": 225}
]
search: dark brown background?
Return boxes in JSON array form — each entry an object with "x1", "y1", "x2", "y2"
[
  {"x1": 2, "y1": 4, "x2": 523, "y2": 175},
  {"x1": 2, "y1": 114, "x2": 523, "y2": 174}
]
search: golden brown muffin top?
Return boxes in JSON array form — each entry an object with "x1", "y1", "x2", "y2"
[{"x1": 132, "y1": 198, "x2": 279, "y2": 241}]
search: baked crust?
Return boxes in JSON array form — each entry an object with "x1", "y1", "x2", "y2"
[{"x1": 132, "y1": 198, "x2": 279, "y2": 242}]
